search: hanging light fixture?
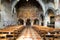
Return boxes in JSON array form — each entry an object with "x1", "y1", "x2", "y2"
[
  {"x1": 17, "y1": 0, "x2": 20, "y2": 1},
  {"x1": 26, "y1": 0, "x2": 29, "y2": 2}
]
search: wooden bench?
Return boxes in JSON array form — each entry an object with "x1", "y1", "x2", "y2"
[
  {"x1": 32, "y1": 25, "x2": 54, "y2": 37},
  {"x1": 0, "y1": 34, "x2": 7, "y2": 40},
  {"x1": 32, "y1": 25, "x2": 60, "y2": 40},
  {"x1": 0, "y1": 25, "x2": 25, "y2": 39}
]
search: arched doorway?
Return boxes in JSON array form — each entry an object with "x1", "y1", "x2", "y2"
[
  {"x1": 26, "y1": 19, "x2": 31, "y2": 26},
  {"x1": 46, "y1": 9, "x2": 55, "y2": 28},
  {"x1": 34, "y1": 19, "x2": 39, "y2": 25},
  {"x1": 18, "y1": 19, "x2": 24, "y2": 25}
]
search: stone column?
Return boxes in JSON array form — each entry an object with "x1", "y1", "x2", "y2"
[
  {"x1": 55, "y1": 16, "x2": 60, "y2": 28},
  {"x1": 39, "y1": 20, "x2": 41, "y2": 26},
  {"x1": 44, "y1": 15, "x2": 50, "y2": 27},
  {"x1": 54, "y1": 0, "x2": 59, "y2": 9},
  {"x1": 24, "y1": 20, "x2": 26, "y2": 26},
  {"x1": 13, "y1": 8, "x2": 16, "y2": 13},
  {"x1": 44, "y1": 17, "x2": 47, "y2": 26},
  {"x1": 31, "y1": 20, "x2": 34, "y2": 26}
]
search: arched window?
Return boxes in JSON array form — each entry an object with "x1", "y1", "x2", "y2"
[
  {"x1": 18, "y1": 19, "x2": 24, "y2": 25},
  {"x1": 34, "y1": 19, "x2": 39, "y2": 25}
]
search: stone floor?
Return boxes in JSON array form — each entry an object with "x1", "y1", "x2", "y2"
[{"x1": 17, "y1": 27, "x2": 42, "y2": 40}]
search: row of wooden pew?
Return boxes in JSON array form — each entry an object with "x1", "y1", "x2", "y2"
[
  {"x1": 32, "y1": 25, "x2": 60, "y2": 40},
  {"x1": 0, "y1": 25, "x2": 25, "y2": 40}
]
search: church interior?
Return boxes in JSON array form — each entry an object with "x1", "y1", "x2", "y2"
[{"x1": 0, "y1": 0, "x2": 60, "y2": 40}]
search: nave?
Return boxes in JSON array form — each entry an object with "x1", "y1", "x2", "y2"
[{"x1": 17, "y1": 27, "x2": 42, "y2": 40}]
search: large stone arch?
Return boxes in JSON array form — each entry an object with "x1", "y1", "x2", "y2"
[
  {"x1": 45, "y1": 7, "x2": 56, "y2": 15},
  {"x1": 37, "y1": 0, "x2": 45, "y2": 14},
  {"x1": 11, "y1": 0, "x2": 45, "y2": 14},
  {"x1": 44, "y1": 8, "x2": 55, "y2": 28}
]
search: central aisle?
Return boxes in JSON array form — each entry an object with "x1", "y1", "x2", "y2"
[{"x1": 17, "y1": 27, "x2": 42, "y2": 40}]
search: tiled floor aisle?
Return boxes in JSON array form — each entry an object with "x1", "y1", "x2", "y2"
[{"x1": 17, "y1": 27, "x2": 43, "y2": 40}]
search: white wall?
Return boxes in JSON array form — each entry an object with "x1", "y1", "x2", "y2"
[
  {"x1": 0, "y1": 3, "x2": 17, "y2": 29},
  {"x1": 55, "y1": 21, "x2": 60, "y2": 28}
]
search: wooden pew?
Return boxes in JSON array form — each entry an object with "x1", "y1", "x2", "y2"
[
  {"x1": 0, "y1": 25, "x2": 25, "y2": 39},
  {"x1": 32, "y1": 25, "x2": 54, "y2": 33},
  {"x1": 0, "y1": 34, "x2": 7, "y2": 40},
  {"x1": 32, "y1": 25, "x2": 54, "y2": 37},
  {"x1": 32, "y1": 25, "x2": 60, "y2": 40}
]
